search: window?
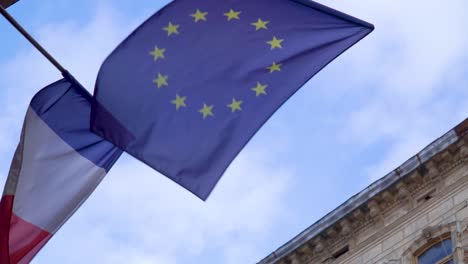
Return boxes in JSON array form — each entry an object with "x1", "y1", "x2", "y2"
[
  {"x1": 331, "y1": 245, "x2": 349, "y2": 260},
  {"x1": 414, "y1": 234, "x2": 453, "y2": 264}
]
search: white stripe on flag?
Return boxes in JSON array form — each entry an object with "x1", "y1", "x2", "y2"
[{"x1": 13, "y1": 107, "x2": 107, "y2": 233}]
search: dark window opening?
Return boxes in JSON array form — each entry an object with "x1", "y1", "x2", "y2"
[
  {"x1": 423, "y1": 194, "x2": 433, "y2": 201},
  {"x1": 417, "y1": 189, "x2": 435, "y2": 204},
  {"x1": 332, "y1": 245, "x2": 349, "y2": 260}
]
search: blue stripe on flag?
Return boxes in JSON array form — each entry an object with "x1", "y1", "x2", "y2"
[{"x1": 30, "y1": 79, "x2": 122, "y2": 171}]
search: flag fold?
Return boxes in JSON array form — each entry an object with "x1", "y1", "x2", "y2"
[
  {"x1": 91, "y1": 0, "x2": 373, "y2": 200},
  {"x1": 0, "y1": 78, "x2": 122, "y2": 264}
]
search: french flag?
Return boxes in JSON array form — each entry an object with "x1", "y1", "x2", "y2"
[{"x1": 0, "y1": 77, "x2": 122, "y2": 263}]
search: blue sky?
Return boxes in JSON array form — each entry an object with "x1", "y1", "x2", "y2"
[{"x1": 1, "y1": 0, "x2": 468, "y2": 263}]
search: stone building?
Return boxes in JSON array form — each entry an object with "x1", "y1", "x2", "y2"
[{"x1": 259, "y1": 118, "x2": 468, "y2": 264}]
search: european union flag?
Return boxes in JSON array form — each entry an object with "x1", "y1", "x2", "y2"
[{"x1": 91, "y1": 0, "x2": 373, "y2": 200}]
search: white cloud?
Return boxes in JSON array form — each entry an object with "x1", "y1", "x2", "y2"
[{"x1": 319, "y1": 0, "x2": 468, "y2": 182}]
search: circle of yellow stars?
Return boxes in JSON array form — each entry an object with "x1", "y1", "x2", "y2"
[{"x1": 151, "y1": 8, "x2": 285, "y2": 119}]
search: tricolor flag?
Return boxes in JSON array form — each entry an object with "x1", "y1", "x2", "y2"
[
  {"x1": 0, "y1": 77, "x2": 122, "y2": 263},
  {"x1": 91, "y1": 0, "x2": 374, "y2": 200}
]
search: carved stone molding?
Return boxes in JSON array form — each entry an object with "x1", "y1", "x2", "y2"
[
  {"x1": 340, "y1": 219, "x2": 352, "y2": 235},
  {"x1": 274, "y1": 138, "x2": 468, "y2": 264},
  {"x1": 396, "y1": 182, "x2": 411, "y2": 200},
  {"x1": 368, "y1": 200, "x2": 381, "y2": 218},
  {"x1": 380, "y1": 259, "x2": 401, "y2": 264},
  {"x1": 313, "y1": 237, "x2": 325, "y2": 254}
]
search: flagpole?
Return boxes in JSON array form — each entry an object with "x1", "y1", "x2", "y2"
[{"x1": 0, "y1": 4, "x2": 67, "y2": 74}]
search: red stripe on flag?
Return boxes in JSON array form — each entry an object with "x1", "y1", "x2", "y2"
[
  {"x1": 0, "y1": 195, "x2": 52, "y2": 264},
  {"x1": 0, "y1": 195, "x2": 14, "y2": 264},
  {"x1": 9, "y1": 212, "x2": 52, "y2": 264}
]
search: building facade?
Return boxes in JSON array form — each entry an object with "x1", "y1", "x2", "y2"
[{"x1": 259, "y1": 119, "x2": 468, "y2": 264}]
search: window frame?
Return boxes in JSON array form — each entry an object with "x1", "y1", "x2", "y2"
[{"x1": 413, "y1": 233, "x2": 453, "y2": 264}]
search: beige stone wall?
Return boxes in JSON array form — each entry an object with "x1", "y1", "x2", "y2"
[{"x1": 333, "y1": 162, "x2": 468, "y2": 264}]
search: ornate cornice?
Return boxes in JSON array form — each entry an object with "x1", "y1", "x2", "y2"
[{"x1": 273, "y1": 134, "x2": 468, "y2": 264}]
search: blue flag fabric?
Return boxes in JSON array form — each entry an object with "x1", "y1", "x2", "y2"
[
  {"x1": 0, "y1": 76, "x2": 122, "y2": 263},
  {"x1": 91, "y1": 0, "x2": 373, "y2": 200}
]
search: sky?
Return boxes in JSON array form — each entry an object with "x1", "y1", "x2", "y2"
[{"x1": 0, "y1": 0, "x2": 467, "y2": 263}]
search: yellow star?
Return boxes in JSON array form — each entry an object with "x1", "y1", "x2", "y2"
[
  {"x1": 149, "y1": 46, "x2": 165, "y2": 61},
  {"x1": 171, "y1": 94, "x2": 187, "y2": 110},
  {"x1": 251, "y1": 82, "x2": 268, "y2": 96},
  {"x1": 251, "y1": 18, "x2": 269, "y2": 30},
  {"x1": 227, "y1": 98, "x2": 243, "y2": 112},
  {"x1": 224, "y1": 9, "x2": 241, "y2": 21},
  {"x1": 267, "y1": 62, "x2": 282, "y2": 73},
  {"x1": 153, "y1": 73, "x2": 168, "y2": 88},
  {"x1": 190, "y1": 9, "x2": 208, "y2": 22},
  {"x1": 199, "y1": 103, "x2": 214, "y2": 119},
  {"x1": 163, "y1": 22, "x2": 180, "y2": 36},
  {"x1": 267, "y1": 36, "x2": 284, "y2": 50}
]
